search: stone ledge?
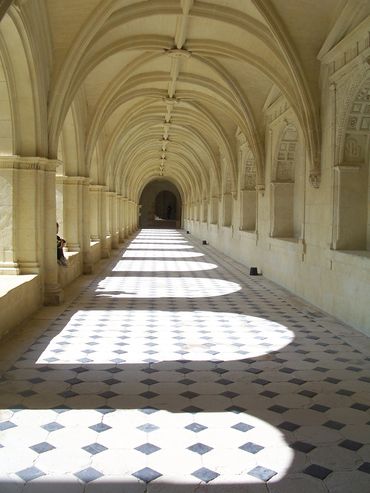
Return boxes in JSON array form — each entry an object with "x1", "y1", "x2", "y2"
[{"x1": 0, "y1": 275, "x2": 41, "y2": 340}]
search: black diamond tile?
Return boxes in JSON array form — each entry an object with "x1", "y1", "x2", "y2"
[
  {"x1": 303, "y1": 464, "x2": 332, "y2": 480},
  {"x1": 140, "y1": 379, "x2": 158, "y2": 386},
  {"x1": 260, "y1": 390, "x2": 279, "y2": 398},
  {"x1": 137, "y1": 423, "x2": 159, "y2": 433},
  {"x1": 182, "y1": 406, "x2": 203, "y2": 413},
  {"x1": 65, "y1": 377, "x2": 83, "y2": 385},
  {"x1": 52, "y1": 405, "x2": 70, "y2": 414},
  {"x1": 246, "y1": 367, "x2": 263, "y2": 374},
  {"x1": 248, "y1": 465, "x2": 277, "y2": 482},
  {"x1": 310, "y1": 404, "x2": 330, "y2": 413},
  {"x1": 103, "y1": 378, "x2": 120, "y2": 386},
  {"x1": 325, "y1": 377, "x2": 341, "y2": 384},
  {"x1": 19, "y1": 390, "x2": 37, "y2": 397},
  {"x1": 132, "y1": 467, "x2": 162, "y2": 483},
  {"x1": 239, "y1": 442, "x2": 264, "y2": 454},
  {"x1": 336, "y1": 389, "x2": 354, "y2": 396},
  {"x1": 291, "y1": 441, "x2": 316, "y2": 453},
  {"x1": 180, "y1": 391, "x2": 199, "y2": 399},
  {"x1": 16, "y1": 466, "x2": 45, "y2": 482},
  {"x1": 59, "y1": 390, "x2": 78, "y2": 398},
  {"x1": 75, "y1": 467, "x2": 103, "y2": 483},
  {"x1": 225, "y1": 405, "x2": 246, "y2": 414},
  {"x1": 221, "y1": 391, "x2": 239, "y2": 399},
  {"x1": 0, "y1": 421, "x2": 16, "y2": 431},
  {"x1": 96, "y1": 407, "x2": 114, "y2": 415},
  {"x1": 178, "y1": 378, "x2": 196, "y2": 385},
  {"x1": 176, "y1": 368, "x2": 193, "y2": 374},
  {"x1": 339, "y1": 439, "x2": 363, "y2": 451},
  {"x1": 216, "y1": 378, "x2": 234, "y2": 385},
  {"x1": 231, "y1": 422, "x2": 254, "y2": 432},
  {"x1": 30, "y1": 442, "x2": 55, "y2": 454},
  {"x1": 289, "y1": 378, "x2": 306, "y2": 385},
  {"x1": 82, "y1": 443, "x2": 107, "y2": 455},
  {"x1": 351, "y1": 403, "x2": 370, "y2": 412},
  {"x1": 140, "y1": 406, "x2": 159, "y2": 415},
  {"x1": 28, "y1": 378, "x2": 45, "y2": 384},
  {"x1": 99, "y1": 391, "x2": 118, "y2": 399},
  {"x1": 72, "y1": 366, "x2": 88, "y2": 374},
  {"x1": 278, "y1": 421, "x2": 300, "y2": 432},
  {"x1": 135, "y1": 443, "x2": 161, "y2": 455},
  {"x1": 191, "y1": 467, "x2": 219, "y2": 483},
  {"x1": 253, "y1": 378, "x2": 271, "y2": 386},
  {"x1": 188, "y1": 442, "x2": 213, "y2": 455},
  {"x1": 89, "y1": 423, "x2": 112, "y2": 433},
  {"x1": 141, "y1": 368, "x2": 159, "y2": 374},
  {"x1": 41, "y1": 422, "x2": 64, "y2": 432},
  {"x1": 279, "y1": 367, "x2": 295, "y2": 374},
  {"x1": 140, "y1": 391, "x2": 159, "y2": 399},
  {"x1": 299, "y1": 390, "x2": 317, "y2": 398},
  {"x1": 358, "y1": 462, "x2": 370, "y2": 474},
  {"x1": 185, "y1": 422, "x2": 207, "y2": 433},
  {"x1": 324, "y1": 420, "x2": 345, "y2": 430},
  {"x1": 106, "y1": 367, "x2": 123, "y2": 374},
  {"x1": 268, "y1": 405, "x2": 288, "y2": 414}
]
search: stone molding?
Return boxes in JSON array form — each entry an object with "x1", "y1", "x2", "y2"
[{"x1": 0, "y1": 156, "x2": 58, "y2": 172}]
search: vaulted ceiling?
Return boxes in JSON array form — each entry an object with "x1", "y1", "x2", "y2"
[{"x1": 17, "y1": 0, "x2": 369, "y2": 201}]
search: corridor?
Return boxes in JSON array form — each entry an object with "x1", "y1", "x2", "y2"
[{"x1": 0, "y1": 230, "x2": 369, "y2": 493}]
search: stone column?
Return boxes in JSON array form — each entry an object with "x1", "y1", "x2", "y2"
[
  {"x1": 81, "y1": 178, "x2": 92, "y2": 274},
  {"x1": 89, "y1": 184, "x2": 110, "y2": 258},
  {"x1": 0, "y1": 157, "x2": 63, "y2": 303},
  {"x1": 89, "y1": 185, "x2": 102, "y2": 242},
  {"x1": 43, "y1": 159, "x2": 63, "y2": 305},
  {"x1": 117, "y1": 195, "x2": 125, "y2": 242},
  {"x1": 63, "y1": 176, "x2": 87, "y2": 252},
  {"x1": 122, "y1": 197, "x2": 128, "y2": 238},
  {"x1": 100, "y1": 187, "x2": 110, "y2": 258},
  {"x1": 0, "y1": 158, "x2": 20, "y2": 274},
  {"x1": 108, "y1": 192, "x2": 119, "y2": 249}
]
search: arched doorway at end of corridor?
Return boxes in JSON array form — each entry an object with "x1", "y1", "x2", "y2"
[{"x1": 139, "y1": 180, "x2": 182, "y2": 229}]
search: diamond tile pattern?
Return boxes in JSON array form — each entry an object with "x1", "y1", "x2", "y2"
[{"x1": 0, "y1": 229, "x2": 369, "y2": 491}]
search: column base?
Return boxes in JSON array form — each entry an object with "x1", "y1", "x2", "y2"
[
  {"x1": 83, "y1": 263, "x2": 94, "y2": 275},
  {"x1": 101, "y1": 248, "x2": 110, "y2": 258},
  {"x1": 0, "y1": 262, "x2": 20, "y2": 275},
  {"x1": 112, "y1": 234, "x2": 119, "y2": 249},
  {"x1": 44, "y1": 283, "x2": 64, "y2": 305}
]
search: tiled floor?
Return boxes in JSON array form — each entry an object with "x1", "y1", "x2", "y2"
[{"x1": 0, "y1": 229, "x2": 370, "y2": 493}]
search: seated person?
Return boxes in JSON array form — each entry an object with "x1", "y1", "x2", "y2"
[{"x1": 56, "y1": 223, "x2": 67, "y2": 266}]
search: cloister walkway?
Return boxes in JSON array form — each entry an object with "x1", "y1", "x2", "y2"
[{"x1": 0, "y1": 230, "x2": 369, "y2": 493}]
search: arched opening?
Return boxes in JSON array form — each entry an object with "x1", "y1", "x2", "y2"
[{"x1": 139, "y1": 179, "x2": 182, "y2": 229}]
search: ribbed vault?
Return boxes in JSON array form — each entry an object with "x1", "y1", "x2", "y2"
[{"x1": 39, "y1": 0, "x2": 344, "y2": 203}]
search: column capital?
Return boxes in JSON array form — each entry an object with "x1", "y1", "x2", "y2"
[
  {"x1": 62, "y1": 175, "x2": 90, "y2": 185},
  {"x1": 89, "y1": 184, "x2": 107, "y2": 192},
  {"x1": 0, "y1": 156, "x2": 58, "y2": 172}
]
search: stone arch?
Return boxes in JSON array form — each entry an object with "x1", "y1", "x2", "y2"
[
  {"x1": 333, "y1": 77, "x2": 370, "y2": 250},
  {"x1": 0, "y1": 10, "x2": 39, "y2": 156},
  {"x1": 139, "y1": 179, "x2": 182, "y2": 229},
  {"x1": 0, "y1": 53, "x2": 13, "y2": 154}
]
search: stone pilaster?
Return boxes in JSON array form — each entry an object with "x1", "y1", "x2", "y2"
[
  {"x1": 89, "y1": 184, "x2": 110, "y2": 258},
  {"x1": 108, "y1": 191, "x2": 119, "y2": 249}
]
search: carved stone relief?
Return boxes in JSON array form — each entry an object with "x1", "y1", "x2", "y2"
[{"x1": 274, "y1": 125, "x2": 298, "y2": 183}]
